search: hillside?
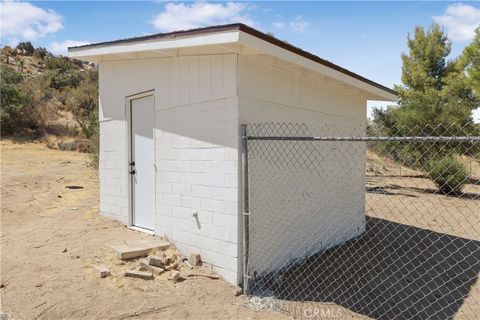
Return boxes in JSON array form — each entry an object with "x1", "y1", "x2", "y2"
[{"x1": 1, "y1": 44, "x2": 98, "y2": 157}]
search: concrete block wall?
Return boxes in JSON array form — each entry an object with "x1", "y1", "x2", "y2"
[
  {"x1": 98, "y1": 54, "x2": 242, "y2": 284},
  {"x1": 98, "y1": 120, "x2": 129, "y2": 224},
  {"x1": 237, "y1": 54, "x2": 368, "y2": 275},
  {"x1": 154, "y1": 98, "x2": 240, "y2": 284},
  {"x1": 97, "y1": 50, "x2": 371, "y2": 284}
]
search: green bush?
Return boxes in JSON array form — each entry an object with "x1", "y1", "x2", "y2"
[
  {"x1": 16, "y1": 41, "x2": 34, "y2": 55},
  {"x1": 43, "y1": 69, "x2": 82, "y2": 89},
  {"x1": 43, "y1": 56, "x2": 81, "y2": 89},
  {"x1": 45, "y1": 56, "x2": 74, "y2": 71},
  {"x1": 1, "y1": 65, "x2": 23, "y2": 84},
  {"x1": 88, "y1": 132, "x2": 99, "y2": 169},
  {"x1": 0, "y1": 66, "x2": 25, "y2": 135},
  {"x1": 427, "y1": 156, "x2": 469, "y2": 195},
  {"x1": 34, "y1": 47, "x2": 49, "y2": 60}
]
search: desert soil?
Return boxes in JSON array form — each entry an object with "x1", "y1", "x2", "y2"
[{"x1": 0, "y1": 141, "x2": 287, "y2": 320}]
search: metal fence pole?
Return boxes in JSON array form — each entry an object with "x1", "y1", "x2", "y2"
[{"x1": 241, "y1": 124, "x2": 250, "y2": 294}]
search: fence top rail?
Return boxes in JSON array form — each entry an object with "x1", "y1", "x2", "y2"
[{"x1": 245, "y1": 136, "x2": 480, "y2": 142}]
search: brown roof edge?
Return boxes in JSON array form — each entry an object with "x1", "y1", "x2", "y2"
[{"x1": 69, "y1": 23, "x2": 397, "y2": 97}]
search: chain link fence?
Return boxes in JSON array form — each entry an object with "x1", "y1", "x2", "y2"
[{"x1": 241, "y1": 122, "x2": 480, "y2": 319}]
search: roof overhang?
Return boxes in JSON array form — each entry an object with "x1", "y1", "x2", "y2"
[{"x1": 68, "y1": 24, "x2": 397, "y2": 101}]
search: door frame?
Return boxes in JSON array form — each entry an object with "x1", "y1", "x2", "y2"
[{"x1": 125, "y1": 89, "x2": 156, "y2": 234}]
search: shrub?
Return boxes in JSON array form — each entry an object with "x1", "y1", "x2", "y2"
[
  {"x1": 67, "y1": 70, "x2": 98, "y2": 138},
  {"x1": 0, "y1": 66, "x2": 25, "y2": 134},
  {"x1": 1, "y1": 65, "x2": 23, "y2": 84},
  {"x1": 0, "y1": 83, "x2": 25, "y2": 134},
  {"x1": 43, "y1": 69, "x2": 82, "y2": 89},
  {"x1": 43, "y1": 56, "x2": 81, "y2": 89},
  {"x1": 427, "y1": 156, "x2": 469, "y2": 195},
  {"x1": 34, "y1": 47, "x2": 49, "y2": 61},
  {"x1": 87, "y1": 132, "x2": 99, "y2": 169},
  {"x1": 19, "y1": 76, "x2": 55, "y2": 134},
  {"x1": 16, "y1": 41, "x2": 34, "y2": 55},
  {"x1": 45, "y1": 56, "x2": 74, "y2": 71}
]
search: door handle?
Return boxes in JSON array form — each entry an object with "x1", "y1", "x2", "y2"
[
  {"x1": 130, "y1": 170, "x2": 136, "y2": 175},
  {"x1": 129, "y1": 161, "x2": 135, "y2": 166}
]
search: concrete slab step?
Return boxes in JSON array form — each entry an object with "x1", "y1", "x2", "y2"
[{"x1": 108, "y1": 238, "x2": 170, "y2": 260}]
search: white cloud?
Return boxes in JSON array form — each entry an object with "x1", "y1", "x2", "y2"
[
  {"x1": 272, "y1": 17, "x2": 311, "y2": 33},
  {"x1": 49, "y1": 40, "x2": 90, "y2": 56},
  {"x1": 434, "y1": 3, "x2": 480, "y2": 42},
  {"x1": 289, "y1": 16, "x2": 310, "y2": 33},
  {"x1": 150, "y1": 2, "x2": 257, "y2": 32},
  {"x1": 0, "y1": 0, "x2": 63, "y2": 41},
  {"x1": 272, "y1": 21, "x2": 285, "y2": 29}
]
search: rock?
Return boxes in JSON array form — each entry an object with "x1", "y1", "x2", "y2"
[
  {"x1": 148, "y1": 254, "x2": 167, "y2": 268},
  {"x1": 169, "y1": 270, "x2": 182, "y2": 282},
  {"x1": 108, "y1": 239, "x2": 170, "y2": 260},
  {"x1": 93, "y1": 265, "x2": 111, "y2": 278},
  {"x1": 124, "y1": 269, "x2": 154, "y2": 280},
  {"x1": 62, "y1": 248, "x2": 67, "y2": 253},
  {"x1": 189, "y1": 253, "x2": 201, "y2": 266},
  {"x1": 125, "y1": 270, "x2": 153, "y2": 280},
  {"x1": 140, "y1": 261, "x2": 165, "y2": 275}
]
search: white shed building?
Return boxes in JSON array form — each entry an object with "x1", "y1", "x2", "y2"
[{"x1": 68, "y1": 24, "x2": 396, "y2": 285}]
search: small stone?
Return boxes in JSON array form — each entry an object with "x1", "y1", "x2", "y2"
[
  {"x1": 140, "y1": 261, "x2": 165, "y2": 275},
  {"x1": 93, "y1": 265, "x2": 111, "y2": 278},
  {"x1": 149, "y1": 255, "x2": 167, "y2": 268},
  {"x1": 62, "y1": 248, "x2": 67, "y2": 253},
  {"x1": 169, "y1": 270, "x2": 182, "y2": 282},
  {"x1": 189, "y1": 253, "x2": 201, "y2": 266},
  {"x1": 124, "y1": 269, "x2": 154, "y2": 280}
]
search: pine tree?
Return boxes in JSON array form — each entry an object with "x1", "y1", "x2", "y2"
[
  {"x1": 374, "y1": 23, "x2": 478, "y2": 136},
  {"x1": 462, "y1": 27, "x2": 480, "y2": 96},
  {"x1": 400, "y1": 23, "x2": 451, "y2": 92}
]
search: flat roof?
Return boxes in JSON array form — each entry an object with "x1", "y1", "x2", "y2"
[{"x1": 69, "y1": 23, "x2": 397, "y2": 98}]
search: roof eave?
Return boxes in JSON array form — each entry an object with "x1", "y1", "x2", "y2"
[
  {"x1": 68, "y1": 29, "x2": 241, "y2": 61},
  {"x1": 67, "y1": 23, "x2": 397, "y2": 101},
  {"x1": 236, "y1": 30, "x2": 397, "y2": 101}
]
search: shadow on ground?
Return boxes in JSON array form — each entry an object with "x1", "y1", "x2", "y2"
[
  {"x1": 367, "y1": 184, "x2": 480, "y2": 200},
  {"x1": 252, "y1": 217, "x2": 480, "y2": 319}
]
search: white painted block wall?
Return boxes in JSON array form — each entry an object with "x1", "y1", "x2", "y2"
[
  {"x1": 99, "y1": 54, "x2": 241, "y2": 284},
  {"x1": 237, "y1": 54, "x2": 368, "y2": 276},
  {"x1": 98, "y1": 51, "x2": 370, "y2": 285}
]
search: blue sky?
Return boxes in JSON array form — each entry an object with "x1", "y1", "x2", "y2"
[{"x1": 1, "y1": 1, "x2": 480, "y2": 119}]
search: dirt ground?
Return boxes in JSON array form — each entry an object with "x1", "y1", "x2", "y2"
[
  {"x1": 0, "y1": 141, "x2": 287, "y2": 320},
  {"x1": 2, "y1": 141, "x2": 478, "y2": 320},
  {"x1": 254, "y1": 151, "x2": 479, "y2": 319}
]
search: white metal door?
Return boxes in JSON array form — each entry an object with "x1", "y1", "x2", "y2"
[{"x1": 130, "y1": 95, "x2": 155, "y2": 230}]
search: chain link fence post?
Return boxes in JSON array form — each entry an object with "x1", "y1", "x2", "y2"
[{"x1": 241, "y1": 124, "x2": 251, "y2": 294}]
